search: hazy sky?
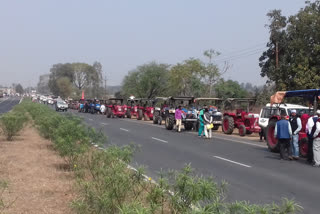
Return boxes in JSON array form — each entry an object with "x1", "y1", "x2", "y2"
[{"x1": 0, "y1": 0, "x2": 305, "y2": 88}]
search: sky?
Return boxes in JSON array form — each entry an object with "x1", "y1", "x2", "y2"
[{"x1": 0, "y1": 0, "x2": 306, "y2": 88}]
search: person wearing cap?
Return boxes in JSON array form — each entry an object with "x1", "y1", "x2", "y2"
[
  {"x1": 289, "y1": 109, "x2": 302, "y2": 160},
  {"x1": 306, "y1": 110, "x2": 320, "y2": 164},
  {"x1": 274, "y1": 112, "x2": 293, "y2": 160}
]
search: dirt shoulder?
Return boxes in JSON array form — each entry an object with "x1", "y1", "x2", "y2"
[{"x1": 0, "y1": 126, "x2": 75, "y2": 214}]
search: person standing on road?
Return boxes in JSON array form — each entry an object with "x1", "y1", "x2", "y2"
[
  {"x1": 203, "y1": 108, "x2": 213, "y2": 139},
  {"x1": 274, "y1": 112, "x2": 293, "y2": 160},
  {"x1": 198, "y1": 107, "x2": 205, "y2": 137},
  {"x1": 289, "y1": 110, "x2": 302, "y2": 160},
  {"x1": 175, "y1": 106, "x2": 183, "y2": 132},
  {"x1": 312, "y1": 116, "x2": 320, "y2": 167},
  {"x1": 306, "y1": 110, "x2": 320, "y2": 164}
]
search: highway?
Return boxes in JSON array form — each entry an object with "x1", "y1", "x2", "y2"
[
  {"x1": 66, "y1": 109, "x2": 320, "y2": 214},
  {"x1": 0, "y1": 97, "x2": 21, "y2": 115}
]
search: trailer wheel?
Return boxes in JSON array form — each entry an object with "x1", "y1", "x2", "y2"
[
  {"x1": 212, "y1": 125, "x2": 219, "y2": 131},
  {"x1": 153, "y1": 111, "x2": 159, "y2": 124},
  {"x1": 222, "y1": 116, "x2": 234, "y2": 134},
  {"x1": 239, "y1": 124, "x2": 246, "y2": 136},
  {"x1": 184, "y1": 122, "x2": 193, "y2": 131},
  {"x1": 126, "y1": 109, "x2": 131, "y2": 118},
  {"x1": 165, "y1": 114, "x2": 174, "y2": 130},
  {"x1": 299, "y1": 137, "x2": 308, "y2": 157},
  {"x1": 106, "y1": 108, "x2": 111, "y2": 118},
  {"x1": 266, "y1": 120, "x2": 279, "y2": 152},
  {"x1": 137, "y1": 109, "x2": 143, "y2": 120}
]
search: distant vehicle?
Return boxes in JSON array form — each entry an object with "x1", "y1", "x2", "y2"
[{"x1": 55, "y1": 100, "x2": 68, "y2": 112}]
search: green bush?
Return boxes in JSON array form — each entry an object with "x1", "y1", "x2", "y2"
[{"x1": 0, "y1": 112, "x2": 28, "y2": 141}]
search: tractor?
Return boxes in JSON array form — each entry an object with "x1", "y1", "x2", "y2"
[
  {"x1": 265, "y1": 89, "x2": 318, "y2": 156},
  {"x1": 194, "y1": 98, "x2": 224, "y2": 131},
  {"x1": 152, "y1": 97, "x2": 169, "y2": 125},
  {"x1": 164, "y1": 97, "x2": 198, "y2": 131},
  {"x1": 138, "y1": 98, "x2": 155, "y2": 120},
  {"x1": 106, "y1": 98, "x2": 126, "y2": 118},
  {"x1": 125, "y1": 98, "x2": 141, "y2": 119},
  {"x1": 222, "y1": 98, "x2": 261, "y2": 136}
]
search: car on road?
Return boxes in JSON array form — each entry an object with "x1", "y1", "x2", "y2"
[{"x1": 55, "y1": 100, "x2": 68, "y2": 112}]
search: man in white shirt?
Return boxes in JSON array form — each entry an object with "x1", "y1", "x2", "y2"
[
  {"x1": 312, "y1": 113, "x2": 320, "y2": 167},
  {"x1": 100, "y1": 104, "x2": 106, "y2": 115},
  {"x1": 289, "y1": 110, "x2": 302, "y2": 160},
  {"x1": 306, "y1": 110, "x2": 320, "y2": 163}
]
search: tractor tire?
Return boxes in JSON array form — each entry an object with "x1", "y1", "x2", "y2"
[
  {"x1": 137, "y1": 109, "x2": 143, "y2": 120},
  {"x1": 222, "y1": 116, "x2": 234, "y2": 135},
  {"x1": 184, "y1": 122, "x2": 193, "y2": 131},
  {"x1": 246, "y1": 130, "x2": 253, "y2": 135},
  {"x1": 165, "y1": 115, "x2": 175, "y2": 130},
  {"x1": 212, "y1": 125, "x2": 219, "y2": 131},
  {"x1": 126, "y1": 109, "x2": 131, "y2": 119},
  {"x1": 153, "y1": 111, "x2": 159, "y2": 124},
  {"x1": 239, "y1": 125, "x2": 246, "y2": 137},
  {"x1": 266, "y1": 120, "x2": 279, "y2": 152},
  {"x1": 106, "y1": 108, "x2": 111, "y2": 118},
  {"x1": 299, "y1": 137, "x2": 308, "y2": 157}
]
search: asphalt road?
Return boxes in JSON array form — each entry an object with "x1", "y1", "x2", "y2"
[
  {"x1": 65, "y1": 109, "x2": 319, "y2": 213},
  {"x1": 0, "y1": 97, "x2": 21, "y2": 115}
]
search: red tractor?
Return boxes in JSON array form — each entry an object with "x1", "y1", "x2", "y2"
[
  {"x1": 222, "y1": 98, "x2": 261, "y2": 136},
  {"x1": 125, "y1": 98, "x2": 155, "y2": 120},
  {"x1": 125, "y1": 98, "x2": 141, "y2": 119},
  {"x1": 106, "y1": 98, "x2": 126, "y2": 118},
  {"x1": 265, "y1": 89, "x2": 318, "y2": 156}
]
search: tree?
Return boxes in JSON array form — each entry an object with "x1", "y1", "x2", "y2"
[
  {"x1": 48, "y1": 63, "x2": 74, "y2": 96},
  {"x1": 214, "y1": 79, "x2": 249, "y2": 99},
  {"x1": 260, "y1": 1, "x2": 320, "y2": 90},
  {"x1": 56, "y1": 77, "x2": 73, "y2": 99},
  {"x1": 168, "y1": 58, "x2": 206, "y2": 97},
  {"x1": 203, "y1": 49, "x2": 229, "y2": 96},
  {"x1": 37, "y1": 74, "x2": 50, "y2": 94},
  {"x1": 121, "y1": 62, "x2": 170, "y2": 98},
  {"x1": 15, "y1": 84, "x2": 24, "y2": 95}
]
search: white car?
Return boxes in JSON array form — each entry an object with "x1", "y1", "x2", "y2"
[
  {"x1": 258, "y1": 103, "x2": 312, "y2": 130},
  {"x1": 56, "y1": 100, "x2": 68, "y2": 112}
]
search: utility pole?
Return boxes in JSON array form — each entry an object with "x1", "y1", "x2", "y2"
[{"x1": 276, "y1": 42, "x2": 279, "y2": 69}]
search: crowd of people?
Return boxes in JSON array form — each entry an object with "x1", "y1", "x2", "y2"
[
  {"x1": 274, "y1": 109, "x2": 320, "y2": 166},
  {"x1": 175, "y1": 105, "x2": 214, "y2": 139}
]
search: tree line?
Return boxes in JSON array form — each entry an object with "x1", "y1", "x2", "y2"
[{"x1": 117, "y1": 49, "x2": 260, "y2": 100}]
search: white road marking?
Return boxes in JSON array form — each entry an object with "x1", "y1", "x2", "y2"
[
  {"x1": 101, "y1": 122, "x2": 109, "y2": 125},
  {"x1": 213, "y1": 156, "x2": 252, "y2": 168},
  {"x1": 151, "y1": 137, "x2": 168, "y2": 144},
  {"x1": 120, "y1": 128, "x2": 129, "y2": 132},
  {"x1": 213, "y1": 136, "x2": 266, "y2": 148}
]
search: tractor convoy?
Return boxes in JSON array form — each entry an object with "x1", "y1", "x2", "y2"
[{"x1": 64, "y1": 89, "x2": 320, "y2": 158}]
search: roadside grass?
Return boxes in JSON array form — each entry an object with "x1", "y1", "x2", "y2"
[{"x1": 1, "y1": 100, "x2": 303, "y2": 214}]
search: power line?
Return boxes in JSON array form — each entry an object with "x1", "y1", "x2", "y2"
[{"x1": 214, "y1": 48, "x2": 266, "y2": 62}]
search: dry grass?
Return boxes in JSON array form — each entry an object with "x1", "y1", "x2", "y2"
[{"x1": 0, "y1": 126, "x2": 75, "y2": 214}]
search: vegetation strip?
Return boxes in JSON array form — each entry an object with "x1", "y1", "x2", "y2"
[{"x1": 0, "y1": 101, "x2": 303, "y2": 213}]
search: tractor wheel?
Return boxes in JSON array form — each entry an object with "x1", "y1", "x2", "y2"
[
  {"x1": 212, "y1": 125, "x2": 219, "y2": 131},
  {"x1": 153, "y1": 111, "x2": 159, "y2": 124},
  {"x1": 222, "y1": 116, "x2": 234, "y2": 134},
  {"x1": 299, "y1": 137, "x2": 308, "y2": 157},
  {"x1": 126, "y1": 109, "x2": 131, "y2": 119},
  {"x1": 184, "y1": 122, "x2": 193, "y2": 131},
  {"x1": 266, "y1": 120, "x2": 279, "y2": 152},
  {"x1": 239, "y1": 125, "x2": 246, "y2": 137},
  {"x1": 106, "y1": 108, "x2": 111, "y2": 118},
  {"x1": 246, "y1": 130, "x2": 253, "y2": 135},
  {"x1": 165, "y1": 115, "x2": 175, "y2": 130},
  {"x1": 137, "y1": 109, "x2": 143, "y2": 120}
]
